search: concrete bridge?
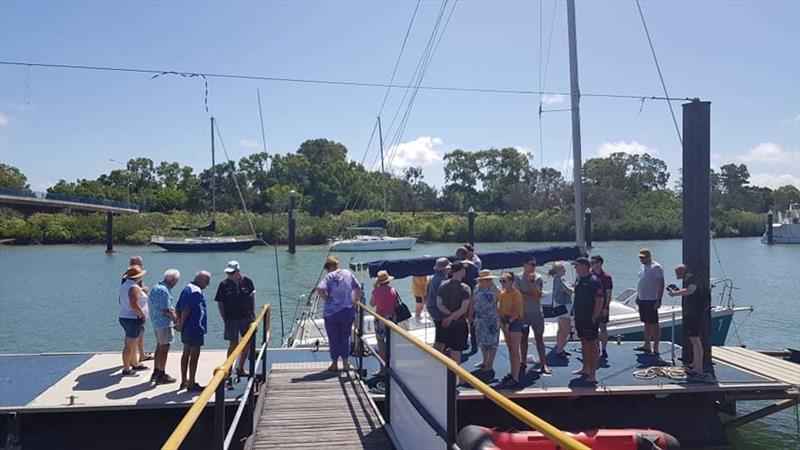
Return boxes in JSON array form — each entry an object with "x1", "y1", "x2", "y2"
[{"x1": 0, "y1": 186, "x2": 140, "y2": 252}]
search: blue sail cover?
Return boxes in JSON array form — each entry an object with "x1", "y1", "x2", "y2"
[
  {"x1": 355, "y1": 218, "x2": 388, "y2": 229},
  {"x1": 362, "y1": 245, "x2": 585, "y2": 279}
]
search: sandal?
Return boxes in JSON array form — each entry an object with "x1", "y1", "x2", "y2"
[
  {"x1": 474, "y1": 362, "x2": 485, "y2": 369},
  {"x1": 140, "y1": 353, "x2": 154, "y2": 362},
  {"x1": 121, "y1": 369, "x2": 138, "y2": 376},
  {"x1": 633, "y1": 346, "x2": 652, "y2": 353},
  {"x1": 236, "y1": 368, "x2": 250, "y2": 378},
  {"x1": 503, "y1": 378, "x2": 520, "y2": 387},
  {"x1": 132, "y1": 364, "x2": 150, "y2": 371}
]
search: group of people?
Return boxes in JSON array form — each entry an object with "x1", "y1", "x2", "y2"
[
  {"x1": 315, "y1": 244, "x2": 708, "y2": 388},
  {"x1": 117, "y1": 257, "x2": 257, "y2": 392}
]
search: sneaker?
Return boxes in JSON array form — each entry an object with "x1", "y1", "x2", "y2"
[
  {"x1": 156, "y1": 373, "x2": 177, "y2": 384},
  {"x1": 150, "y1": 370, "x2": 161, "y2": 383},
  {"x1": 187, "y1": 383, "x2": 205, "y2": 392}
]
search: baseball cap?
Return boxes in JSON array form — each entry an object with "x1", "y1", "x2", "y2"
[{"x1": 224, "y1": 260, "x2": 241, "y2": 273}]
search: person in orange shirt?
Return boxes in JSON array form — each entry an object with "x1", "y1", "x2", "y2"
[
  {"x1": 498, "y1": 272, "x2": 524, "y2": 387},
  {"x1": 411, "y1": 275, "x2": 430, "y2": 321}
]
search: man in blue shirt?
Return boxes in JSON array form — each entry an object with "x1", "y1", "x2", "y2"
[
  {"x1": 147, "y1": 269, "x2": 181, "y2": 384},
  {"x1": 176, "y1": 270, "x2": 211, "y2": 392}
]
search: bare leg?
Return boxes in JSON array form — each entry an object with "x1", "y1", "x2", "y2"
[
  {"x1": 415, "y1": 299, "x2": 424, "y2": 320},
  {"x1": 180, "y1": 346, "x2": 190, "y2": 386},
  {"x1": 484, "y1": 348, "x2": 497, "y2": 371},
  {"x1": 449, "y1": 350, "x2": 462, "y2": 384},
  {"x1": 652, "y1": 324, "x2": 661, "y2": 355},
  {"x1": 534, "y1": 331, "x2": 550, "y2": 373},
  {"x1": 599, "y1": 323, "x2": 608, "y2": 353},
  {"x1": 155, "y1": 344, "x2": 169, "y2": 372},
  {"x1": 188, "y1": 347, "x2": 201, "y2": 386},
  {"x1": 137, "y1": 333, "x2": 147, "y2": 360},
  {"x1": 507, "y1": 332, "x2": 521, "y2": 381},
  {"x1": 122, "y1": 337, "x2": 137, "y2": 371},
  {"x1": 585, "y1": 339, "x2": 598, "y2": 382},
  {"x1": 520, "y1": 326, "x2": 530, "y2": 365},
  {"x1": 690, "y1": 337, "x2": 703, "y2": 373},
  {"x1": 377, "y1": 337, "x2": 387, "y2": 375}
]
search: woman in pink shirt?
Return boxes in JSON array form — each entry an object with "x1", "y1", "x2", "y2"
[{"x1": 370, "y1": 270, "x2": 399, "y2": 376}]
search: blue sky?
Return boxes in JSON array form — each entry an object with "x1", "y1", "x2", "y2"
[{"x1": 1, "y1": 0, "x2": 798, "y2": 192}]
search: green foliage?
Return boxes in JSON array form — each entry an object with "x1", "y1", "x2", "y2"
[{"x1": 0, "y1": 163, "x2": 29, "y2": 189}]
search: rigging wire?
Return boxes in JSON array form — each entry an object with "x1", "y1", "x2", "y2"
[
  {"x1": 210, "y1": 119, "x2": 259, "y2": 238},
  {"x1": 0, "y1": 60, "x2": 693, "y2": 101},
  {"x1": 634, "y1": 0, "x2": 682, "y2": 145},
  {"x1": 377, "y1": 0, "x2": 422, "y2": 118},
  {"x1": 257, "y1": 88, "x2": 286, "y2": 339}
]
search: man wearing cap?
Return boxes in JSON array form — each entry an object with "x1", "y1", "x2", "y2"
[
  {"x1": 572, "y1": 257, "x2": 605, "y2": 383},
  {"x1": 427, "y1": 257, "x2": 451, "y2": 352},
  {"x1": 514, "y1": 259, "x2": 550, "y2": 374},
  {"x1": 635, "y1": 249, "x2": 664, "y2": 356},
  {"x1": 215, "y1": 261, "x2": 256, "y2": 381},
  {"x1": 437, "y1": 261, "x2": 472, "y2": 368},
  {"x1": 176, "y1": 271, "x2": 211, "y2": 392}
]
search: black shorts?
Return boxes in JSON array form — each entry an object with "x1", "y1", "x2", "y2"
[
  {"x1": 575, "y1": 319, "x2": 599, "y2": 341},
  {"x1": 441, "y1": 322, "x2": 469, "y2": 351},
  {"x1": 684, "y1": 316, "x2": 701, "y2": 338},
  {"x1": 434, "y1": 321, "x2": 446, "y2": 344},
  {"x1": 415, "y1": 296, "x2": 424, "y2": 304},
  {"x1": 638, "y1": 301, "x2": 659, "y2": 324}
]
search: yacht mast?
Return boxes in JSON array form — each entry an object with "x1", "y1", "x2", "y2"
[
  {"x1": 211, "y1": 116, "x2": 217, "y2": 229},
  {"x1": 566, "y1": 0, "x2": 585, "y2": 250},
  {"x1": 378, "y1": 116, "x2": 388, "y2": 215}
]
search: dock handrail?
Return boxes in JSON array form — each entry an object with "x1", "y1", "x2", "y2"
[
  {"x1": 162, "y1": 303, "x2": 271, "y2": 450},
  {"x1": 354, "y1": 301, "x2": 590, "y2": 450}
]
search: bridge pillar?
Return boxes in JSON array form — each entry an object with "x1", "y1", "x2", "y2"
[{"x1": 105, "y1": 212, "x2": 115, "y2": 254}]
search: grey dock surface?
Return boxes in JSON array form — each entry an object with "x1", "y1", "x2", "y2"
[{"x1": 250, "y1": 362, "x2": 391, "y2": 450}]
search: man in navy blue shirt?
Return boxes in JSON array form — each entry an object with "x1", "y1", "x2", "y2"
[
  {"x1": 571, "y1": 258, "x2": 604, "y2": 383},
  {"x1": 176, "y1": 270, "x2": 211, "y2": 392}
]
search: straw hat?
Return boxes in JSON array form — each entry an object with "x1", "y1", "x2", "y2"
[
  {"x1": 123, "y1": 265, "x2": 146, "y2": 280},
  {"x1": 375, "y1": 270, "x2": 394, "y2": 285},
  {"x1": 476, "y1": 269, "x2": 496, "y2": 280}
]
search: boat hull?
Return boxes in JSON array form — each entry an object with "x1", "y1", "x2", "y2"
[
  {"x1": 150, "y1": 236, "x2": 259, "y2": 252},
  {"x1": 761, "y1": 223, "x2": 800, "y2": 244},
  {"x1": 330, "y1": 236, "x2": 417, "y2": 252}
]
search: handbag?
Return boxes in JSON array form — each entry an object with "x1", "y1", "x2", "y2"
[
  {"x1": 394, "y1": 292, "x2": 412, "y2": 323},
  {"x1": 542, "y1": 280, "x2": 568, "y2": 319}
]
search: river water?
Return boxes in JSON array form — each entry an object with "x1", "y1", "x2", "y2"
[{"x1": 0, "y1": 238, "x2": 797, "y2": 448}]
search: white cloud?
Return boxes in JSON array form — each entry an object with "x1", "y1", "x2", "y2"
[
  {"x1": 240, "y1": 139, "x2": 260, "y2": 150},
  {"x1": 780, "y1": 114, "x2": 800, "y2": 124},
  {"x1": 541, "y1": 94, "x2": 565, "y2": 106},
  {"x1": 596, "y1": 140, "x2": 658, "y2": 157},
  {"x1": 749, "y1": 173, "x2": 800, "y2": 189},
  {"x1": 736, "y1": 142, "x2": 799, "y2": 165},
  {"x1": 514, "y1": 145, "x2": 535, "y2": 159},
  {"x1": 0, "y1": 113, "x2": 8, "y2": 127},
  {"x1": 388, "y1": 136, "x2": 443, "y2": 169}
]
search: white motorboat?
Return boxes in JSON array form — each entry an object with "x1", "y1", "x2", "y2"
[
  {"x1": 329, "y1": 219, "x2": 417, "y2": 252},
  {"x1": 762, "y1": 203, "x2": 800, "y2": 244}
]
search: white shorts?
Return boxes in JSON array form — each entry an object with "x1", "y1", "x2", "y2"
[{"x1": 154, "y1": 327, "x2": 174, "y2": 345}]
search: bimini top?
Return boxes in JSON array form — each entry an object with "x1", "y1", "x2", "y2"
[
  {"x1": 350, "y1": 218, "x2": 388, "y2": 230},
  {"x1": 357, "y1": 245, "x2": 584, "y2": 279}
]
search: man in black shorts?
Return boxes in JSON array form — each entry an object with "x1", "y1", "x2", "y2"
[
  {"x1": 572, "y1": 257, "x2": 605, "y2": 383},
  {"x1": 436, "y1": 261, "x2": 472, "y2": 372},
  {"x1": 590, "y1": 255, "x2": 613, "y2": 359},
  {"x1": 667, "y1": 264, "x2": 711, "y2": 381},
  {"x1": 215, "y1": 260, "x2": 256, "y2": 385}
]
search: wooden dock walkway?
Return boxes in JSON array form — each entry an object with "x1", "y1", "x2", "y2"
[
  {"x1": 249, "y1": 362, "x2": 392, "y2": 450},
  {"x1": 712, "y1": 346, "x2": 800, "y2": 388}
]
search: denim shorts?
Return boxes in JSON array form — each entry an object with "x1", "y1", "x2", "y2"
[{"x1": 119, "y1": 317, "x2": 144, "y2": 339}]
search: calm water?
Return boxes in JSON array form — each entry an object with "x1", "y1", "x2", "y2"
[{"x1": 1, "y1": 238, "x2": 798, "y2": 448}]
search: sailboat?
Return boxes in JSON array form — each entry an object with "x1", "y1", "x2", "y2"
[
  {"x1": 150, "y1": 117, "x2": 260, "y2": 252},
  {"x1": 328, "y1": 117, "x2": 417, "y2": 252}
]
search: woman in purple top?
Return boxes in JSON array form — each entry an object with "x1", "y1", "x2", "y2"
[{"x1": 316, "y1": 256, "x2": 363, "y2": 372}]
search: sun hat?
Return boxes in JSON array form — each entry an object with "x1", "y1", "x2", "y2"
[
  {"x1": 433, "y1": 257, "x2": 451, "y2": 271},
  {"x1": 123, "y1": 265, "x2": 146, "y2": 280},
  {"x1": 375, "y1": 270, "x2": 394, "y2": 285},
  {"x1": 224, "y1": 260, "x2": 241, "y2": 273},
  {"x1": 476, "y1": 269, "x2": 496, "y2": 280},
  {"x1": 638, "y1": 248, "x2": 651, "y2": 258}
]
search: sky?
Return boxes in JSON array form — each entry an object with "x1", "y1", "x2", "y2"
[{"x1": 1, "y1": 0, "x2": 798, "y2": 192}]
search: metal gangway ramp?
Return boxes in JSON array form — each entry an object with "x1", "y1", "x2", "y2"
[{"x1": 250, "y1": 363, "x2": 391, "y2": 450}]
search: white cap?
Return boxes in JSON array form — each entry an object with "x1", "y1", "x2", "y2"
[{"x1": 224, "y1": 260, "x2": 240, "y2": 273}]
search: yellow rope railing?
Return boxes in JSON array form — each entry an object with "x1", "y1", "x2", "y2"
[
  {"x1": 356, "y1": 301, "x2": 590, "y2": 450},
  {"x1": 162, "y1": 303, "x2": 271, "y2": 450}
]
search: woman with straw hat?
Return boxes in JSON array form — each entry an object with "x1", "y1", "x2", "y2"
[
  {"x1": 370, "y1": 270, "x2": 399, "y2": 376},
  {"x1": 118, "y1": 265, "x2": 150, "y2": 376},
  {"x1": 473, "y1": 269, "x2": 500, "y2": 373}
]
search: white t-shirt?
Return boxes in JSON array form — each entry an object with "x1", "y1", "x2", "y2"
[
  {"x1": 637, "y1": 262, "x2": 664, "y2": 301},
  {"x1": 119, "y1": 279, "x2": 149, "y2": 319}
]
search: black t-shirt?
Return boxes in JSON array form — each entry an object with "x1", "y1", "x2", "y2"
[
  {"x1": 682, "y1": 275, "x2": 704, "y2": 318},
  {"x1": 214, "y1": 276, "x2": 256, "y2": 320},
  {"x1": 573, "y1": 274, "x2": 603, "y2": 321},
  {"x1": 437, "y1": 279, "x2": 471, "y2": 324}
]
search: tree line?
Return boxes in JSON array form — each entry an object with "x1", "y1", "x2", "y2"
[{"x1": 1, "y1": 138, "x2": 798, "y2": 244}]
